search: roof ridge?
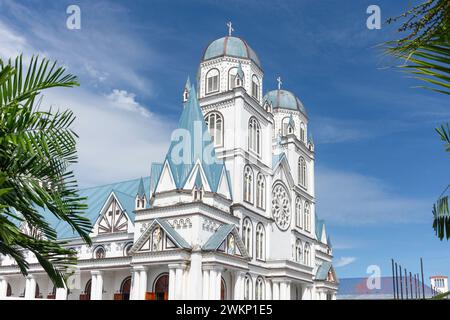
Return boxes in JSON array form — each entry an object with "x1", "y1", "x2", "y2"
[{"x1": 80, "y1": 176, "x2": 149, "y2": 191}]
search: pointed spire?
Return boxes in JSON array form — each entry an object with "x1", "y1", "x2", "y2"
[
  {"x1": 137, "y1": 177, "x2": 146, "y2": 198},
  {"x1": 183, "y1": 76, "x2": 191, "y2": 103},
  {"x1": 237, "y1": 62, "x2": 244, "y2": 79}
]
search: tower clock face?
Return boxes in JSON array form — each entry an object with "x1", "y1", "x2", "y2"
[{"x1": 272, "y1": 184, "x2": 291, "y2": 231}]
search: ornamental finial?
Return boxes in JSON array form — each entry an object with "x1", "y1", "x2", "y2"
[
  {"x1": 277, "y1": 76, "x2": 282, "y2": 90},
  {"x1": 227, "y1": 21, "x2": 234, "y2": 36}
]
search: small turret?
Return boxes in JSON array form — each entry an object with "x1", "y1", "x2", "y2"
[
  {"x1": 135, "y1": 177, "x2": 147, "y2": 210},
  {"x1": 183, "y1": 76, "x2": 191, "y2": 103}
]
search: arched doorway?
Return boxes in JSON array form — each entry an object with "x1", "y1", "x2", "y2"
[
  {"x1": 154, "y1": 273, "x2": 169, "y2": 300},
  {"x1": 120, "y1": 276, "x2": 131, "y2": 300},
  {"x1": 220, "y1": 277, "x2": 226, "y2": 300},
  {"x1": 35, "y1": 283, "x2": 41, "y2": 298},
  {"x1": 81, "y1": 279, "x2": 91, "y2": 300},
  {"x1": 6, "y1": 283, "x2": 11, "y2": 297}
]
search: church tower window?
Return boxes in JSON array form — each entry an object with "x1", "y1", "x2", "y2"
[
  {"x1": 228, "y1": 67, "x2": 244, "y2": 90},
  {"x1": 251, "y1": 75, "x2": 260, "y2": 100},
  {"x1": 206, "y1": 68, "x2": 220, "y2": 94},
  {"x1": 304, "y1": 243, "x2": 311, "y2": 266},
  {"x1": 298, "y1": 157, "x2": 307, "y2": 188},
  {"x1": 300, "y1": 122, "x2": 306, "y2": 142},
  {"x1": 295, "y1": 239, "x2": 302, "y2": 262},
  {"x1": 243, "y1": 166, "x2": 254, "y2": 203},
  {"x1": 244, "y1": 274, "x2": 252, "y2": 300},
  {"x1": 242, "y1": 218, "x2": 253, "y2": 257},
  {"x1": 255, "y1": 277, "x2": 265, "y2": 300},
  {"x1": 256, "y1": 173, "x2": 266, "y2": 209},
  {"x1": 205, "y1": 112, "x2": 223, "y2": 147},
  {"x1": 248, "y1": 117, "x2": 261, "y2": 156},
  {"x1": 256, "y1": 223, "x2": 265, "y2": 260},
  {"x1": 304, "y1": 202, "x2": 311, "y2": 232},
  {"x1": 295, "y1": 197, "x2": 302, "y2": 229}
]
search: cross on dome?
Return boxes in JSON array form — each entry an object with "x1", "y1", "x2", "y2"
[
  {"x1": 227, "y1": 21, "x2": 234, "y2": 36},
  {"x1": 277, "y1": 76, "x2": 282, "y2": 90}
]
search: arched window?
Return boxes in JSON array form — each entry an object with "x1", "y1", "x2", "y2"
[
  {"x1": 205, "y1": 68, "x2": 220, "y2": 94},
  {"x1": 300, "y1": 122, "x2": 306, "y2": 142},
  {"x1": 6, "y1": 283, "x2": 12, "y2": 297},
  {"x1": 281, "y1": 117, "x2": 294, "y2": 136},
  {"x1": 295, "y1": 239, "x2": 302, "y2": 262},
  {"x1": 295, "y1": 197, "x2": 302, "y2": 228},
  {"x1": 255, "y1": 223, "x2": 265, "y2": 260},
  {"x1": 256, "y1": 173, "x2": 266, "y2": 209},
  {"x1": 298, "y1": 157, "x2": 307, "y2": 187},
  {"x1": 228, "y1": 67, "x2": 244, "y2": 90},
  {"x1": 255, "y1": 277, "x2": 265, "y2": 300},
  {"x1": 304, "y1": 243, "x2": 311, "y2": 266},
  {"x1": 120, "y1": 276, "x2": 132, "y2": 300},
  {"x1": 248, "y1": 117, "x2": 261, "y2": 155},
  {"x1": 242, "y1": 218, "x2": 253, "y2": 257},
  {"x1": 304, "y1": 202, "x2": 311, "y2": 232},
  {"x1": 205, "y1": 112, "x2": 223, "y2": 147},
  {"x1": 251, "y1": 75, "x2": 260, "y2": 100},
  {"x1": 243, "y1": 166, "x2": 254, "y2": 203},
  {"x1": 153, "y1": 273, "x2": 169, "y2": 300},
  {"x1": 244, "y1": 274, "x2": 252, "y2": 300},
  {"x1": 94, "y1": 246, "x2": 105, "y2": 259},
  {"x1": 84, "y1": 279, "x2": 92, "y2": 300}
]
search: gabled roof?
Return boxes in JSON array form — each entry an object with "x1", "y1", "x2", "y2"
[
  {"x1": 315, "y1": 261, "x2": 338, "y2": 282},
  {"x1": 137, "y1": 177, "x2": 146, "y2": 198},
  {"x1": 131, "y1": 218, "x2": 191, "y2": 252},
  {"x1": 152, "y1": 84, "x2": 232, "y2": 196},
  {"x1": 41, "y1": 177, "x2": 150, "y2": 240},
  {"x1": 202, "y1": 224, "x2": 249, "y2": 259}
]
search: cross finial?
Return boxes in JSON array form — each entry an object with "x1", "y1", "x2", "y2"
[
  {"x1": 227, "y1": 21, "x2": 234, "y2": 36},
  {"x1": 277, "y1": 76, "x2": 282, "y2": 90}
]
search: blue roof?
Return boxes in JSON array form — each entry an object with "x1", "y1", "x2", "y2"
[
  {"x1": 316, "y1": 261, "x2": 334, "y2": 281},
  {"x1": 272, "y1": 152, "x2": 286, "y2": 169},
  {"x1": 264, "y1": 89, "x2": 307, "y2": 115},
  {"x1": 154, "y1": 84, "x2": 232, "y2": 195},
  {"x1": 41, "y1": 177, "x2": 150, "y2": 240},
  {"x1": 155, "y1": 218, "x2": 191, "y2": 250},
  {"x1": 338, "y1": 277, "x2": 435, "y2": 297},
  {"x1": 202, "y1": 36, "x2": 261, "y2": 68},
  {"x1": 202, "y1": 224, "x2": 235, "y2": 251}
]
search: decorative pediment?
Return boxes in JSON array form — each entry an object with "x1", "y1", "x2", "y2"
[
  {"x1": 154, "y1": 161, "x2": 176, "y2": 193},
  {"x1": 202, "y1": 224, "x2": 249, "y2": 259},
  {"x1": 183, "y1": 161, "x2": 211, "y2": 192},
  {"x1": 273, "y1": 155, "x2": 295, "y2": 189},
  {"x1": 93, "y1": 192, "x2": 132, "y2": 235},
  {"x1": 131, "y1": 219, "x2": 191, "y2": 253}
]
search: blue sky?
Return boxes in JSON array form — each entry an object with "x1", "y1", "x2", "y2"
[{"x1": 1, "y1": 0, "x2": 449, "y2": 283}]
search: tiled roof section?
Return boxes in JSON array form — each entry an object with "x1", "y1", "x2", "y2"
[
  {"x1": 202, "y1": 224, "x2": 235, "y2": 251},
  {"x1": 41, "y1": 177, "x2": 150, "y2": 240}
]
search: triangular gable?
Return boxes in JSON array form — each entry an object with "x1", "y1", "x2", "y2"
[
  {"x1": 155, "y1": 160, "x2": 176, "y2": 193},
  {"x1": 183, "y1": 161, "x2": 212, "y2": 192},
  {"x1": 202, "y1": 224, "x2": 249, "y2": 259},
  {"x1": 273, "y1": 154, "x2": 295, "y2": 189},
  {"x1": 216, "y1": 167, "x2": 232, "y2": 200},
  {"x1": 316, "y1": 261, "x2": 338, "y2": 283},
  {"x1": 92, "y1": 191, "x2": 132, "y2": 234},
  {"x1": 131, "y1": 218, "x2": 191, "y2": 253}
]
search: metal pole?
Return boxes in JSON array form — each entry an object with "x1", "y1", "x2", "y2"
[
  {"x1": 400, "y1": 266, "x2": 404, "y2": 300},
  {"x1": 421, "y1": 258, "x2": 425, "y2": 299},
  {"x1": 409, "y1": 272, "x2": 413, "y2": 299},
  {"x1": 395, "y1": 263, "x2": 400, "y2": 299},
  {"x1": 405, "y1": 268, "x2": 408, "y2": 299},
  {"x1": 415, "y1": 274, "x2": 419, "y2": 299},
  {"x1": 391, "y1": 259, "x2": 396, "y2": 299}
]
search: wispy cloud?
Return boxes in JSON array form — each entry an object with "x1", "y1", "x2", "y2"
[
  {"x1": 316, "y1": 166, "x2": 431, "y2": 225},
  {"x1": 335, "y1": 256, "x2": 357, "y2": 268},
  {"x1": 106, "y1": 89, "x2": 151, "y2": 118}
]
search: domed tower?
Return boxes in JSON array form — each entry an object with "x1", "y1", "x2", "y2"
[{"x1": 196, "y1": 24, "x2": 274, "y2": 208}]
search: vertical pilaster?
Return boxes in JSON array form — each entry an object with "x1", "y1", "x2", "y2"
[
  {"x1": 25, "y1": 275, "x2": 36, "y2": 300},
  {"x1": 169, "y1": 267, "x2": 176, "y2": 300},
  {"x1": 272, "y1": 281, "x2": 280, "y2": 300},
  {"x1": 202, "y1": 269, "x2": 210, "y2": 300},
  {"x1": 0, "y1": 277, "x2": 7, "y2": 298},
  {"x1": 139, "y1": 267, "x2": 148, "y2": 300},
  {"x1": 130, "y1": 268, "x2": 140, "y2": 300}
]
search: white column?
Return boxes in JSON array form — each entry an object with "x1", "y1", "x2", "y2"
[
  {"x1": 233, "y1": 272, "x2": 240, "y2": 300},
  {"x1": 202, "y1": 269, "x2": 210, "y2": 300},
  {"x1": 215, "y1": 268, "x2": 222, "y2": 300},
  {"x1": 175, "y1": 267, "x2": 183, "y2": 300},
  {"x1": 130, "y1": 268, "x2": 140, "y2": 300},
  {"x1": 272, "y1": 281, "x2": 280, "y2": 300},
  {"x1": 189, "y1": 251, "x2": 202, "y2": 300},
  {"x1": 92, "y1": 271, "x2": 103, "y2": 300},
  {"x1": 90, "y1": 272, "x2": 97, "y2": 299},
  {"x1": 139, "y1": 268, "x2": 148, "y2": 300},
  {"x1": 25, "y1": 275, "x2": 36, "y2": 300},
  {"x1": 285, "y1": 282, "x2": 291, "y2": 300},
  {"x1": 280, "y1": 282, "x2": 287, "y2": 300},
  {"x1": 0, "y1": 277, "x2": 7, "y2": 298},
  {"x1": 209, "y1": 269, "x2": 217, "y2": 300},
  {"x1": 55, "y1": 285, "x2": 68, "y2": 300},
  {"x1": 169, "y1": 267, "x2": 176, "y2": 300},
  {"x1": 265, "y1": 280, "x2": 272, "y2": 300}
]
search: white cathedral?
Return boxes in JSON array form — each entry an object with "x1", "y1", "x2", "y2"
[{"x1": 0, "y1": 27, "x2": 338, "y2": 301}]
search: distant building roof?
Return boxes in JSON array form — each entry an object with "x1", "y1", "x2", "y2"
[{"x1": 338, "y1": 277, "x2": 435, "y2": 299}]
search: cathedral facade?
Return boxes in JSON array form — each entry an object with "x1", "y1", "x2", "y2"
[{"x1": 0, "y1": 30, "x2": 338, "y2": 300}]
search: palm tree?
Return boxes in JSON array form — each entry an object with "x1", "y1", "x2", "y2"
[
  {"x1": 384, "y1": 0, "x2": 450, "y2": 240},
  {"x1": 0, "y1": 55, "x2": 92, "y2": 287}
]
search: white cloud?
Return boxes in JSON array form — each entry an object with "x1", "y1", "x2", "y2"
[
  {"x1": 106, "y1": 89, "x2": 151, "y2": 117},
  {"x1": 334, "y1": 256, "x2": 357, "y2": 268},
  {"x1": 43, "y1": 88, "x2": 174, "y2": 187},
  {"x1": 316, "y1": 167, "x2": 431, "y2": 225}
]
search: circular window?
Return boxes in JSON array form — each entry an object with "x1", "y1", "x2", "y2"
[{"x1": 272, "y1": 183, "x2": 291, "y2": 231}]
